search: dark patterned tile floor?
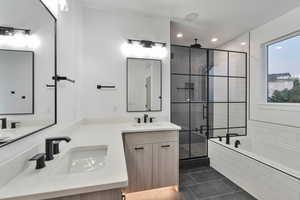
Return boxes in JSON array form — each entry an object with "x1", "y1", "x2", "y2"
[{"x1": 179, "y1": 167, "x2": 257, "y2": 200}]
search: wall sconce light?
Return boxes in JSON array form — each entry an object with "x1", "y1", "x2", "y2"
[
  {"x1": 122, "y1": 39, "x2": 167, "y2": 58},
  {"x1": 0, "y1": 26, "x2": 30, "y2": 36},
  {"x1": 0, "y1": 26, "x2": 40, "y2": 49}
]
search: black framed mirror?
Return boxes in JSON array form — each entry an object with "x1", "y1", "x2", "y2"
[
  {"x1": 0, "y1": 0, "x2": 57, "y2": 147},
  {"x1": 0, "y1": 49, "x2": 34, "y2": 115},
  {"x1": 127, "y1": 58, "x2": 162, "y2": 112}
]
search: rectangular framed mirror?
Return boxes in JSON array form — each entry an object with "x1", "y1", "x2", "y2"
[
  {"x1": 127, "y1": 58, "x2": 162, "y2": 112},
  {"x1": 0, "y1": 0, "x2": 57, "y2": 147},
  {"x1": 0, "y1": 49, "x2": 34, "y2": 115}
]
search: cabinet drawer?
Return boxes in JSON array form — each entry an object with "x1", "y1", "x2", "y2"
[{"x1": 124, "y1": 131, "x2": 178, "y2": 146}]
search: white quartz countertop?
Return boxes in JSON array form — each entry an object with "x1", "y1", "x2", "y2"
[{"x1": 0, "y1": 122, "x2": 181, "y2": 200}]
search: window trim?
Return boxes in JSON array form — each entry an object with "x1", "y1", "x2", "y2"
[{"x1": 265, "y1": 30, "x2": 300, "y2": 104}]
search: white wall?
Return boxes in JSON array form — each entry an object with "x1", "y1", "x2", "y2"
[
  {"x1": 78, "y1": 8, "x2": 171, "y2": 120},
  {"x1": 245, "y1": 6, "x2": 300, "y2": 163},
  {"x1": 250, "y1": 6, "x2": 300, "y2": 127},
  {"x1": 56, "y1": 0, "x2": 82, "y2": 123}
]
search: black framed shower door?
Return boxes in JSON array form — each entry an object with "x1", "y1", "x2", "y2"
[{"x1": 171, "y1": 45, "x2": 247, "y2": 160}]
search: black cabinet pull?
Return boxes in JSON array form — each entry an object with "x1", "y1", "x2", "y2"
[
  {"x1": 135, "y1": 147, "x2": 144, "y2": 150},
  {"x1": 161, "y1": 145, "x2": 170, "y2": 148}
]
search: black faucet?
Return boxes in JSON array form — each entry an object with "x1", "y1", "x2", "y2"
[
  {"x1": 143, "y1": 114, "x2": 149, "y2": 123},
  {"x1": 0, "y1": 118, "x2": 7, "y2": 129},
  {"x1": 45, "y1": 137, "x2": 71, "y2": 161},
  {"x1": 149, "y1": 117, "x2": 155, "y2": 123},
  {"x1": 11, "y1": 122, "x2": 21, "y2": 129},
  {"x1": 226, "y1": 133, "x2": 239, "y2": 144},
  {"x1": 234, "y1": 140, "x2": 241, "y2": 148},
  {"x1": 29, "y1": 153, "x2": 46, "y2": 169}
]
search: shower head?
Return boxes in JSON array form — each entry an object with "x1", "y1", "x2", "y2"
[{"x1": 190, "y1": 38, "x2": 202, "y2": 48}]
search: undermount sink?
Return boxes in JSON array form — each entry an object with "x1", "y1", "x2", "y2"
[{"x1": 59, "y1": 145, "x2": 108, "y2": 174}]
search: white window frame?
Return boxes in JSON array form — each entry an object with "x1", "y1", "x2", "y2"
[{"x1": 264, "y1": 30, "x2": 300, "y2": 106}]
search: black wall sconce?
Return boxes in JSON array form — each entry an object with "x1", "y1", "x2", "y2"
[
  {"x1": 128, "y1": 39, "x2": 167, "y2": 48},
  {"x1": 0, "y1": 26, "x2": 30, "y2": 36}
]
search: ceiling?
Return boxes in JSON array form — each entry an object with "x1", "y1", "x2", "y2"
[{"x1": 82, "y1": 0, "x2": 300, "y2": 47}]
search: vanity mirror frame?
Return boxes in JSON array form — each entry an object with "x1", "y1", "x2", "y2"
[
  {"x1": 126, "y1": 57, "x2": 163, "y2": 112},
  {"x1": 0, "y1": 0, "x2": 57, "y2": 148},
  {"x1": 0, "y1": 49, "x2": 35, "y2": 115}
]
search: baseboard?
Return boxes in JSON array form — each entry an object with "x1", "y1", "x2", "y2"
[{"x1": 179, "y1": 157, "x2": 210, "y2": 170}]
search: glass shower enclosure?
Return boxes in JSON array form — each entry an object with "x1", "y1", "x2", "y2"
[{"x1": 171, "y1": 45, "x2": 247, "y2": 160}]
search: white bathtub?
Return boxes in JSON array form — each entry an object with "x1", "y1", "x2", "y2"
[{"x1": 208, "y1": 137, "x2": 300, "y2": 200}]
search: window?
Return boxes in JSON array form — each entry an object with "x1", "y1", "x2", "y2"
[{"x1": 267, "y1": 33, "x2": 300, "y2": 103}]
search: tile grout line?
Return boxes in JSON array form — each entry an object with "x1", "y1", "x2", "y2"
[
  {"x1": 198, "y1": 191, "x2": 240, "y2": 200},
  {"x1": 181, "y1": 177, "x2": 229, "y2": 188}
]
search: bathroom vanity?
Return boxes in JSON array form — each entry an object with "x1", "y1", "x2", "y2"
[{"x1": 0, "y1": 121, "x2": 180, "y2": 200}]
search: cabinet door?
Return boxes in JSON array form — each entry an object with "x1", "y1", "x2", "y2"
[
  {"x1": 125, "y1": 143, "x2": 153, "y2": 193},
  {"x1": 153, "y1": 142, "x2": 179, "y2": 188}
]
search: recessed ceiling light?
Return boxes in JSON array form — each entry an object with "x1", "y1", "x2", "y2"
[
  {"x1": 241, "y1": 42, "x2": 247, "y2": 46},
  {"x1": 276, "y1": 46, "x2": 283, "y2": 50},
  {"x1": 211, "y1": 38, "x2": 218, "y2": 42},
  {"x1": 177, "y1": 33, "x2": 183, "y2": 38},
  {"x1": 184, "y1": 13, "x2": 199, "y2": 22}
]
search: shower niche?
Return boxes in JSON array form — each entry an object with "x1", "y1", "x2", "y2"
[{"x1": 171, "y1": 45, "x2": 247, "y2": 159}]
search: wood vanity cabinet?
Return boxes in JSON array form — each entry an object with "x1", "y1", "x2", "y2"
[{"x1": 123, "y1": 131, "x2": 179, "y2": 193}]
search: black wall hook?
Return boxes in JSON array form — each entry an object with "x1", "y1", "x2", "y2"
[{"x1": 52, "y1": 75, "x2": 75, "y2": 83}]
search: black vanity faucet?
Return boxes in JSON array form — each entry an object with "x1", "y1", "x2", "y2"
[
  {"x1": 0, "y1": 118, "x2": 7, "y2": 129},
  {"x1": 143, "y1": 114, "x2": 149, "y2": 123},
  {"x1": 45, "y1": 137, "x2": 71, "y2": 161},
  {"x1": 226, "y1": 133, "x2": 239, "y2": 145},
  {"x1": 29, "y1": 153, "x2": 46, "y2": 169}
]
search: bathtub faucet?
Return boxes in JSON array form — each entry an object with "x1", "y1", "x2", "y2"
[{"x1": 226, "y1": 133, "x2": 239, "y2": 145}]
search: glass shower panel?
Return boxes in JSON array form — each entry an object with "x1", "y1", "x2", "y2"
[
  {"x1": 190, "y1": 130, "x2": 207, "y2": 157},
  {"x1": 190, "y1": 76, "x2": 207, "y2": 102},
  {"x1": 209, "y1": 128, "x2": 228, "y2": 137},
  {"x1": 229, "y1": 103, "x2": 246, "y2": 127},
  {"x1": 191, "y1": 48, "x2": 207, "y2": 75},
  {"x1": 209, "y1": 77, "x2": 228, "y2": 102},
  {"x1": 171, "y1": 75, "x2": 190, "y2": 102},
  {"x1": 229, "y1": 78, "x2": 246, "y2": 102},
  {"x1": 179, "y1": 131, "x2": 190, "y2": 159},
  {"x1": 171, "y1": 45, "x2": 247, "y2": 160},
  {"x1": 191, "y1": 103, "x2": 207, "y2": 131},
  {"x1": 209, "y1": 50, "x2": 228, "y2": 76},
  {"x1": 210, "y1": 103, "x2": 228, "y2": 129},
  {"x1": 229, "y1": 52, "x2": 246, "y2": 77},
  {"x1": 171, "y1": 46, "x2": 190, "y2": 74},
  {"x1": 171, "y1": 104, "x2": 189, "y2": 131},
  {"x1": 229, "y1": 128, "x2": 246, "y2": 135}
]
